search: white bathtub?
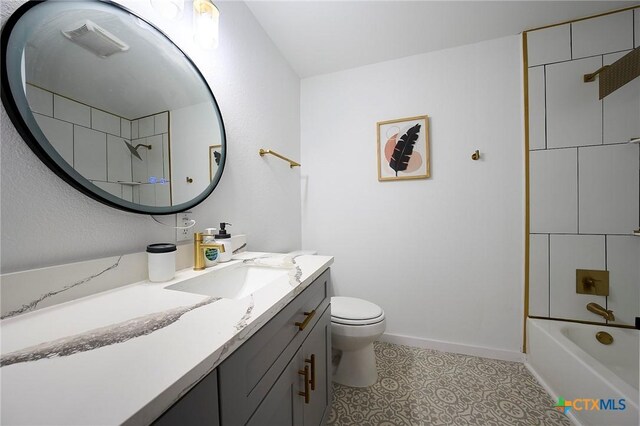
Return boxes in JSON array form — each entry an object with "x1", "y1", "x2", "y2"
[{"x1": 526, "y1": 318, "x2": 639, "y2": 426}]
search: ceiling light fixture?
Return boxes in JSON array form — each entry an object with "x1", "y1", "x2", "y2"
[
  {"x1": 193, "y1": 0, "x2": 219, "y2": 49},
  {"x1": 150, "y1": 0, "x2": 184, "y2": 20}
]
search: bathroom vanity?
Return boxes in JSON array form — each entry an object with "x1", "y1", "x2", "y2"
[
  {"x1": 155, "y1": 267, "x2": 331, "y2": 426},
  {"x1": 0, "y1": 253, "x2": 333, "y2": 425}
]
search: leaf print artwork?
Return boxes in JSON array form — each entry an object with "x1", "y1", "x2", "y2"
[{"x1": 377, "y1": 116, "x2": 430, "y2": 181}]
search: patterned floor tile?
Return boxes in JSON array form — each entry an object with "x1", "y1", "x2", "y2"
[{"x1": 328, "y1": 342, "x2": 570, "y2": 426}]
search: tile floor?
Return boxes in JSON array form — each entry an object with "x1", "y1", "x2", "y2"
[{"x1": 328, "y1": 342, "x2": 570, "y2": 425}]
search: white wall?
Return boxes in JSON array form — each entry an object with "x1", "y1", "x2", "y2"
[
  {"x1": 301, "y1": 36, "x2": 525, "y2": 353},
  {"x1": 0, "y1": 0, "x2": 301, "y2": 273}
]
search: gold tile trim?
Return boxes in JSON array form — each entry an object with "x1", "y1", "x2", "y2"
[
  {"x1": 524, "y1": 5, "x2": 640, "y2": 33},
  {"x1": 522, "y1": 31, "x2": 530, "y2": 354}
]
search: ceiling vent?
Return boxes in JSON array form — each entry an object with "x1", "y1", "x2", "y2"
[{"x1": 62, "y1": 20, "x2": 129, "y2": 58}]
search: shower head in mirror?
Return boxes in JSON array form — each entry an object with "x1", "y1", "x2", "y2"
[{"x1": 124, "y1": 141, "x2": 151, "y2": 160}]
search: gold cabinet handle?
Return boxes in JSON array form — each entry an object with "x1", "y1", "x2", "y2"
[
  {"x1": 294, "y1": 310, "x2": 316, "y2": 331},
  {"x1": 305, "y1": 354, "x2": 316, "y2": 391},
  {"x1": 298, "y1": 365, "x2": 310, "y2": 404}
]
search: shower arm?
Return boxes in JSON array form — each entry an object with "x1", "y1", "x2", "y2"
[{"x1": 583, "y1": 65, "x2": 610, "y2": 82}]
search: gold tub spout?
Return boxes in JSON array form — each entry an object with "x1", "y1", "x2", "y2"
[
  {"x1": 586, "y1": 302, "x2": 615, "y2": 321},
  {"x1": 193, "y1": 232, "x2": 226, "y2": 270}
]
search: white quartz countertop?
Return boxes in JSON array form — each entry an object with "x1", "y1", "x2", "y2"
[{"x1": 0, "y1": 252, "x2": 333, "y2": 425}]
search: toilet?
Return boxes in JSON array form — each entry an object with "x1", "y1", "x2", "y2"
[{"x1": 331, "y1": 296, "x2": 386, "y2": 387}]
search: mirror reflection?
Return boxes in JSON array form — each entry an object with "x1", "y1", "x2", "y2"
[{"x1": 8, "y1": 0, "x2": 225, "y2": 210}]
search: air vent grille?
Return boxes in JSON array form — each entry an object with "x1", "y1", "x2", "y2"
[{"x1": 62, "y1": 20, "x2": 129, "y2": 58}]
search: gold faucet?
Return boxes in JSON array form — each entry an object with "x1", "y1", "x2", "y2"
[
  {"x1": 586, "y1": 302, "x2": 615, "y2": 321},
  {"x1": 193, "y1": 232, "x2": 225, "y2": 271}
]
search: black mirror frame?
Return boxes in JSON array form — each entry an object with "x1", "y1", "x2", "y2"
[{"x1": 1, "y1": 0, "x2": 226, "y2": 215}]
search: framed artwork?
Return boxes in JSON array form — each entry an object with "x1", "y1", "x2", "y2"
[
  {"x1": 209, "y1": 144, "x2": 222, "y2": 181},
  {"x1": 377, "y1": 115, "x2": 430, "y2": 181}
]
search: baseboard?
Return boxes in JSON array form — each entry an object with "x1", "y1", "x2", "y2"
[{"x1": 378, "y1": 333, "x2": 525, "y2": 363}]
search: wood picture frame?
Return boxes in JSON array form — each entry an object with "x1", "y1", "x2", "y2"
[
  {"x1": 209, "y1": 144, "x2": 222, "y2": 181},
  {"x1": 376, "y1": 115, "x2": 430, "y2": 181}
]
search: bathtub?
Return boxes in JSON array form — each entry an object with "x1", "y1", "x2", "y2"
[{"x1": 526, "y1": 318, "x2": 639, "y2": 426}]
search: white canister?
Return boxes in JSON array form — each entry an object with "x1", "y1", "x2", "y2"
[{"x1": 147, "y1": 243, "x2": 177, "y2": 282}]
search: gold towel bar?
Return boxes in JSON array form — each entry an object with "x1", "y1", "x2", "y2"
[{"x1": 259, "y1": 149, "x2": 301, "y2": 168}]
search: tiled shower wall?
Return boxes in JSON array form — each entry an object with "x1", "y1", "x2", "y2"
[
  {"x1": 526, "y1": 8, "x2": 640, "y2": 326},
  {"x1": 26, "y1": 84, "x2": 171, "y2": 206}
]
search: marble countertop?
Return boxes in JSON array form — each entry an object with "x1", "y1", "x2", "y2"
[{"x1": 0, "y1": 252, "x2": 333, "y2": 425}]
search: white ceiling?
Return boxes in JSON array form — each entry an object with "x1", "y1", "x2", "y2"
[{"x1": 246, "y1": 1, "x2": 639, "y2": 78}]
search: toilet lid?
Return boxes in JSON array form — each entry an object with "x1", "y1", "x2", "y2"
[{"x1": 331, "y1": 297, "x2": 384, "y2": 323}]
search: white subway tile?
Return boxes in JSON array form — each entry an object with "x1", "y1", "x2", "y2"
[
  {"x1": 154, "y1": 112, "x2": 168, "y2": 134},
  {"x1": 146, "y1": 135, "x2": 164, "y2": 180},
  {"x1": 572, "y1": 11, "x2": 634, "y2": 59},
  {"x1": 162, "y1": 134, "x2": 170, "y2": 179},
  {"x1": 107, "y1": 135, "x2": 133, "y2": 183},
  {"x1": 121, "y1": 119, "x2": 131, "y2": 139},
  {"x1": 74, "y1": 126, "x2": 106, "y2": 181},
  {"x1": 549, "y1": 235, "x2": 606, "y2": 322},
  {"x1": 26, "y1": 85, "x2": 53, "y2": 116},
  {"x1": 606, "y1": 236, "x2": 639, "y2": 326},
  {"x1": 603, "y1": 51, "x2": 640, "y2": 145},
  {"x1": 529, "y1": 234, "x2": 550, "y2": 317},
  {"x1": 131, "y1": 138, "x2": 148, "y2": 183},
  {"x1": 155, "y1": 184, "x2": 171, "y2": 207},
  {"x1": 33, "y1": 114, "x2": 73, "y2": 166},
  {"x1": 92, "y1": 109, "x2": 120, "y2": 136},
  {"x1": 139, "y1": 116, "x2": 154, "y2": 137},
  {"x1": 578, "y1": 144, "x2": 639, "y2": 234},
  {"x1": 132, "y1": 186, "x2": 140, "y2": 204},
  {"x1": 54, "y1": 95, "x2": 90, "y2": 127},
  {"x1": 633, "y1": 8, "x2": 640, "y2": 47},
  {"x1": 526, "y1": 24, "x2": 571, "y2": 67},
  {"x1": 546, "y1": 56, "x2": 602, "y2": 148},
  {"x1": 528, "y1": 66, "x2": 546, "y2": 150},
  {"x1": 92, "y1": 181, "x2": 121, "y2": 199},
  {"x1": 122, "y1": 184, "x2": 133, "y2": 202},
  {"x1": 530, "y1": 149, "x2": 578, "y2": 233},
  {"x1": 131, "y1": 120, "x2": 139, "y2": 139},
  {"x1": 139, "y1": 184, "x2": 155, "y2": 206}
]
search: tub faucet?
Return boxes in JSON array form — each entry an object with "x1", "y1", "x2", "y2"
[{"x1": 586, "y1": 303, "x2": 615, "y2": 321}]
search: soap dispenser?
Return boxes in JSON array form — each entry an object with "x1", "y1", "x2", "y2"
[
  {"x1": 214, "y1": 222, "x2": 232, "y2": 262},
  {"x1": 203, "y1": 228, "x2": 219, "y2": 267}
]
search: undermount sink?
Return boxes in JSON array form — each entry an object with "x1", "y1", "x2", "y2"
[{"x1": 165, "y1": 263, "x2": 291, "y2": 300}]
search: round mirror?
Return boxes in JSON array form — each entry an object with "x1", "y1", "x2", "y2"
[{"x1": 1, "y1": 0, "x2": 226, "y2": 214}]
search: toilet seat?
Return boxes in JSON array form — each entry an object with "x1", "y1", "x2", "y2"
[{"x1": 331, "y1": 297, "x2": 385, "y2": 326}]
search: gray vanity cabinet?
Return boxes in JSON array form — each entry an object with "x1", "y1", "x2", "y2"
[
  {"x1": 153, "y1": 370, "x2": 220, "y2": 426},
  {"x1": 219, "y1": 268, "x2": 331, "y2": 426},
  {"x1": 301, "y1": 305, "x2": 331, "y2": 426},
  {"x1": 152, "y1": 269, "x2": 331, "y2": 426},
  {"x1": 246, "y1": 306, "x2": 331, "y2": 426}
]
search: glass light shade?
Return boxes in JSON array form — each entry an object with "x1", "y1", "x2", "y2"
[
  {"x1": 150, "y1": 0, "x2": 184, "y2": 19},
  {"x1": 193, "y1": 0, "x2": 219, "y2": 49}
]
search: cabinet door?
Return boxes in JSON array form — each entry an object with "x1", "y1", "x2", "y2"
[
  {"x1": 246, "y1": 353, "x2": 304, "y2": 426},
  {"x1": 302, "y1": 306, "x2": 332, "y2": 426},
  {"x1": 218, "y1": 270, "x2": 329, "y2": 425},
  {"x1": 153, "y1": 370, "x2": 219, "y2": 426}
]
